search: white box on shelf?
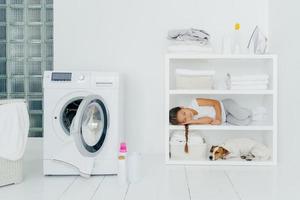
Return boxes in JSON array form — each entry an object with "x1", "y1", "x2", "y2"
[
  {"x1": 170, "y1": 131, "x2": 207, "y2": 160},
  {"x1": 175, "y1": 69, "x2": 215, "y2": 90}
]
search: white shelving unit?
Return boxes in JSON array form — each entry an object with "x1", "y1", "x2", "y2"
[{"x1": 165, "y1": 53, "x2": 278, "y2": 166}]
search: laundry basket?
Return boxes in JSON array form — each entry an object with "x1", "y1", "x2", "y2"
[
  {"x1": 0, "y1": 99, "x2": 28, "y2": 187},
  {"x1": 0, "y1": 158, "x2": 23, "y2": 186}
]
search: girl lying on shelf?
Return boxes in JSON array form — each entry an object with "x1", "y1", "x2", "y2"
[{"x1": 169, "y1": 98, "x2": 252, "y2": 126}]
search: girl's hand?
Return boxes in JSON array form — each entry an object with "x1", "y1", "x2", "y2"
[
  {"x1": 183, "y1": 117, "x2": 214, "y2": 125},
  {"x1": 183, "y1": 120, "x2": 195, "y2": 125},
  {"x1": 211, "y1": 119, "x2": 221, "y2": 125}
]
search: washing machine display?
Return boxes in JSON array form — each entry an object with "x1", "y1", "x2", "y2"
[{"x1": 51, "y1": 72, "x2": 72, "y2": 81}]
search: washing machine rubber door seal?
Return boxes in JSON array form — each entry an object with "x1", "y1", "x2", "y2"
[{"x1": 71, "y1": 95, "x2": 110, "y2": 157}]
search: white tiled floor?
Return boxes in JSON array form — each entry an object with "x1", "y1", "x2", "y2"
[{"x1": 1, "y1": 138, "x2": 299, "y2": 200}]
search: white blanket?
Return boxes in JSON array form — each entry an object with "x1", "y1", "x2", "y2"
[{"x1": 0, "y1": 100, "x2": 29, "y2": 161}]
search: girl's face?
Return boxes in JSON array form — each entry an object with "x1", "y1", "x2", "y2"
[{"x1": 177, "y1": 108, "x2": 193, "y2": 124}]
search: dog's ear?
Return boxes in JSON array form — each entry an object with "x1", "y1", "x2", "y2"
[
  {"x1": 222, "y1": 147, "x2": 229, "y2": 156},
  {"x1": 210, "y1": 146, "x2": 217, "y2": 153}
]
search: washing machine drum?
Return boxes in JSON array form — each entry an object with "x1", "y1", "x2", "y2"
[{"x1": 70, "y1": 95, "x2": 109, "y2": 157}]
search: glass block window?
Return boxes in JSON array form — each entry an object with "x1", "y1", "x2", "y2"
[{"x1": 0, "y1": 0, "x2": 53, "y2": 137}]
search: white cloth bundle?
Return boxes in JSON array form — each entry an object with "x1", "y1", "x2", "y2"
[
  {"x1": 227, "y1": 74, "x2": 269, "y2": 82},
  {"x1": 227, "y1": 73, "x2": 269, "y2": 90},
  {"x1": 0, "y1": 100, "x2": 29, "y2": 161},
  {"x1": 167, "y1": 41, "x2": 214, "y2": 53}
]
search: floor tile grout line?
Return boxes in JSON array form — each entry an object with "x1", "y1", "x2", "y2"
[
  {"x1": 123, "y1": 183, "x2": 131, "y2": 200},
  {"x1": 58, "y1": 176, "x2": 78, "y2": 200},
  {"x1": 89, "y1": 176, "x2": 106, "y2": 200},
  {"x1": 184, "y1": 166, "x2": 192, "y2": 200},
  {"x1": 224, "y1": 171, "x2": 242, "y2": 200}
]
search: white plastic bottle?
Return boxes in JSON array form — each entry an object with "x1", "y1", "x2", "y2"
[
  {"x1": 232, "y1": 23, "x2": 242, "y2": 54},
  {"x1": 118, "y1": 142, "x2": 128, "y2": 186}
]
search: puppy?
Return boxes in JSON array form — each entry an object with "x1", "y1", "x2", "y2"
[{"x1": 209, "y1": 138, "x2": 271, "y2": 161}]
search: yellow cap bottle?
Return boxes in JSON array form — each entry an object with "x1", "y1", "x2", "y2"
[
  {"x1": 232, "y1": 23, "x2": 242, "y2": 54},
  {"x1": 235, "y1": 23, "x2": 240, "y2": 31}
]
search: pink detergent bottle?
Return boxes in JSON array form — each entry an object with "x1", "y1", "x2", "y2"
[{"x1": 118, "y1": 142, "x2": 128, "y2": 185}]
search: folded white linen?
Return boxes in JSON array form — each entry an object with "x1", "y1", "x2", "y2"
[
  {"x1": 0, "y1": 100, "x2": 29, "y2": 161},
  {"x1": 227, "y1": 73, "x2": 269, "y2": 82},
  {"x1": 168, "y1": 45, "x2": 214, "y2": 53},
  {"x1": 230, "y1": 85, "x2": 268, "y2": 90},
  {"x1": 230, "y1": 80, "x2": 269, "y2": 85},
  {"x1": 176, "y1": 69, "x2": 215, "y2": 76}
]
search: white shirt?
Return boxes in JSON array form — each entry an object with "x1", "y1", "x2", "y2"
[{"x1": 189, "y1": 99, "x2": 226, "y2": 123}]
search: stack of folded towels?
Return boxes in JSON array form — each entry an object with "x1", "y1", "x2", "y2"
[
  {"x1": 167, "y1": 28, "x2": 214, "y2": 53},
  {"x1": 227, "y1": 73, "x2": 269, "y2": 90}
]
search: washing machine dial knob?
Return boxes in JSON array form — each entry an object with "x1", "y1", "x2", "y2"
[{"x1": 79, "y1": 75, "x2": 85, "y2": 81}]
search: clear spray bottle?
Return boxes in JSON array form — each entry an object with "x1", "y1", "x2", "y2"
[{"x1": 232, "y1": 23, "x2": 242, "y2": 54}]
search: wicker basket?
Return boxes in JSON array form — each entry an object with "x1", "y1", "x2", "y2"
[{"x1": 0, "y1": 158, "x2": 23, "y2": 187}]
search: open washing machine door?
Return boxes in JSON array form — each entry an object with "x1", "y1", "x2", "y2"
[
  {"x1": 71, "y1": 95, "x2": 109, "y2": 157},
  {"x1": 53, "y1": 95, "x2": 109, "y2": 177}
]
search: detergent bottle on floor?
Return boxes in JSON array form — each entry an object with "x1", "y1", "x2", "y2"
[{"x1": 118, "y1": 142, "x2": 128, "y2": 186}]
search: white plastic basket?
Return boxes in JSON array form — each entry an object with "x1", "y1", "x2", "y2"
[
  {"x1": 175, "y1": 69, "x2": 215, "y2": 90},
  {"x1": 170, "y1": 142, "x2": 207, "y2": 160},
  {"x1": 0, "y1": 99, "x2": 27, "y2": 186},
  {"x1": 0, "y1": 158, "x2": 23, "y2": 186},
  {"x1": 170, "y1": 131, "x2": 208, "y2": 160}
]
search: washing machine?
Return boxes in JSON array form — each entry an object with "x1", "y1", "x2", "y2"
[{"x1": 43, "y1": 71, "x2": 122, "y2": 176}]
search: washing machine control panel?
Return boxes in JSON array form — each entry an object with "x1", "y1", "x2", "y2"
[
  {"x1": 51, "y1": 72, "x2": 72, "y2": 81},
  {"x1": 44, "y1": 71, "x2": 119, "y2": 89}
]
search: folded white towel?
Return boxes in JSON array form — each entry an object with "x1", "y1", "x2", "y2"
[
  {"x1": 227, "y1": 73, "x2": 269, "y2": 82},
  {"x1": 176, "y1": 69, "x2": 215, "y2": 76},
  {"x1": 168, "y1": 45, "x2": 214, "y2": 53},
  {"x1": 230, "y1": 80, "x2": 269, "y2": 85},
  {"x1": 0, "y1": 100, "x2": 29, "y2": 161},
  {"x1": 230, "y1": 85, "x2": 268, "y2": 90}
]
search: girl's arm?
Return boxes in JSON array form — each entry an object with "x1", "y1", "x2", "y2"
[
  {"x1": 196, "y1": 98, "x2": 222, "y2": 124},
  {"x1": 184, "y1": 117, "x2": 214, "y2": 125}
]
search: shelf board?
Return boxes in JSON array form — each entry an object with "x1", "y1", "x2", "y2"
[
  {"x1": 166, "y1": 53, "x2": 277, "y2": 60},
  {"x1": 167, "y1": 159, "x2": 275, "y2": 166},
  {"x1": 169, "y1": 125, "x2": 273, "y2": 131},
  {"x1": 169, "y1": 89, "x2": 274, "y2": 95}
]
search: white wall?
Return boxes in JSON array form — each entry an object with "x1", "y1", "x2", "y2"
[
  {"x1": 269, "y1": 0, "x2": 300, "y2": 166},
  {"x1": 54, "y1": 0, "x2": 269, "y2": 154}
]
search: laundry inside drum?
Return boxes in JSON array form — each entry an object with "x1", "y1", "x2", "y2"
[
  {"x1": 81, "y1": 102, "x2": 104, "y2": 146},
  {"x1": 61, "y1": 98, "x2": 83, "y2": 135}
]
